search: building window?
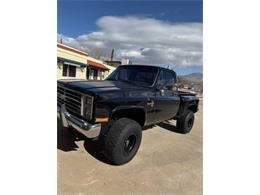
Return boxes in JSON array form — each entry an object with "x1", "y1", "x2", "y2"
[
  {"x1": 62, "y1": 64, "x2": 67, "y2": 76},
  {"x1": 68, "y1": 66, "x2": 76, "y2": 77},
  {"x1": 86, "y1": 67, "x2": 90, "y2": 79},
  {"x1": 93, "y1": 69, "x2": 98, "y2": 80},
  {"x1": 87, "y1": 67, "x2": 95, "y2": 80},
  {"x1": 62, "y1": 64, "x2": 76, "y2": 77}
]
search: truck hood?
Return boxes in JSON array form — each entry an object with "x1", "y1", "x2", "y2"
[{"x1": 58, "y1": 79, "x2": 147, "y2": 93}]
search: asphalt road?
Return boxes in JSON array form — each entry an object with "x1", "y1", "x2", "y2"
[{"x1": 57, "y1": 102, "x2": 203, "y2": 195}]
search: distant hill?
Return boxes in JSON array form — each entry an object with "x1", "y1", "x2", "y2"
[
  {"x1": 177, "y1": 73, "x2": 203, "y2": 93},
  {"x1": 179, "y1": 73, "x2": 203, "y2": 83}
]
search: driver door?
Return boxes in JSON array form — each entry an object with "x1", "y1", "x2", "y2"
[{"x1": 152, "y1": 69, "x2": 180, "y2": 123}]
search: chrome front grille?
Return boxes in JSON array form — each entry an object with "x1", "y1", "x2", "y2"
[{"x1": 57, "y1": 84, "x2": 93, "y2": 120}]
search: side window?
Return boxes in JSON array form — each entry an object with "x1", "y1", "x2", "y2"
[{"x1": 157, "y1": 70, "x2": 176, "y2": 91}]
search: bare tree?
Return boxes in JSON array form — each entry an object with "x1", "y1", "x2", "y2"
[{"x1": 90, "y1": 47, "x2": 108, "y2": 60}]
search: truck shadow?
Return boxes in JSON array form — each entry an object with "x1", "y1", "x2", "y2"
[
  {"x1": 82, "y1": 121, "x2": 182, "y2": 165},
  {"x1": 57, "y1": 119, "x2": 182, "y2": 165},
  {"x1": 83, "y1": 139, "x2": 114, "y2": 165},
  {"x1": 57, "y1": 119, "x2": 81, "y2": 152},
  {"x1": 57, "y1": 119, "x2": 113, "y2": 164}
]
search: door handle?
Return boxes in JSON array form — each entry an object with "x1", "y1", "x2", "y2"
[
  {"x1": 147, "y1": 99, "x2": 154, "y2": 107},
  {"x1": 160, "y1": 89, "x2": 165, "y2": 96}
]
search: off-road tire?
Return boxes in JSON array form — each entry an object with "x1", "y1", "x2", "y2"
[
  {"x1": 177, "y1": 110, "x2": 195, "y2": 134},
  {"x1": 103, "y1": 118, "x2": 142, "y2": 165}
]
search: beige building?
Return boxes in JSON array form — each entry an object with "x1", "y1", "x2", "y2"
[
  {"x1": 104, "y1": 58, "x2": 132, "y2": 69},
  {"x1": 57, "y1": 43, "x2": 110, "y2": 80},
  {"x1": 103, "y1": 64, "x2": 116, "y2": 78}
]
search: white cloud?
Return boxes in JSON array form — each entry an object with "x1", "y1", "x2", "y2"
[{"x1": 58, "y1": 16, "x2": 202, "y2": 67}]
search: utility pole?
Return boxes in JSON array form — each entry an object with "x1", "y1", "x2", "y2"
[{"x1": 110, "y1": 48, "x2": 114, "y2": 61}]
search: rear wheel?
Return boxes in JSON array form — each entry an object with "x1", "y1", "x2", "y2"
[
  {"x1": 177, "y1": 110, "x2": 195, "y2": 134},
  {"x1": 103, "y1": 118, "x2": 142, "y2": 165}
]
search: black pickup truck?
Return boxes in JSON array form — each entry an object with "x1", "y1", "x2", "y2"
[{"x1": 57, "y1": 65, "x2": 199, "y2": 165}]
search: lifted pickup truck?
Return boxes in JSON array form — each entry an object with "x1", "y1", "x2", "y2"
[{"x1": 57, "y1": 65, "x2": 199, "y2": 165}]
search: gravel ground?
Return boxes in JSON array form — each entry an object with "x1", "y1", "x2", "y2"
[{"x1": 57, "y1": 103, "x2": 203, "y2": 195}]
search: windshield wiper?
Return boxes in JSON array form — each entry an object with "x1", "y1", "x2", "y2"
[
  {"x1": 119, "y1": 79, "x2": 142, "y2": 87},
  {"x1": 120, "y1": 79, "x2": 131, "y2": 83},
  {"x1": 106, "y1": 78, "x2": 117, "y2": 81},
  {"x1": 107, "y1": 78, "x2": 141, "y2": 86}
]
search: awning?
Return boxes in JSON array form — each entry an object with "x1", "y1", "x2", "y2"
[
  {"x1": 57, "y1": 57, "x2": 87, "y2": 67},
  {"x1": 87, "y1": 59, "x2": 109, "y2": 70}
]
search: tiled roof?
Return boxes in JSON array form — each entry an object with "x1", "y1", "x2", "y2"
[{"x1": 87, "y1": 59, "x2": 109, "y2": 70}]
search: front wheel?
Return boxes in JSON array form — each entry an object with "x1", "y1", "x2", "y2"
[
  {"x1": 103, "y1": 118, "x2": 142, "y2": 165},
  {"x1": 177, "y1": 110, "x2": 195, "y2": 134}
]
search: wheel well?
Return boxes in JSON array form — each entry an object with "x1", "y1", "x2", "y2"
[
  {"x1": 112, "y1": 108, "x2": 145, "y2": 127},
  {"x1": 188, "y1": 104, "x2": 198, "y2": 113}
]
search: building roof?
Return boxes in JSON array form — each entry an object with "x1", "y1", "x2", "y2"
[
  {"x1": 57, "y1": 43, "x2": 88, "y2": 57},
  {"x1": 87, "y1": 59, "x2": 109, "y2": 70},
  {"x1": 57, "y1": 43, "x2": 109, "y2": 70}
]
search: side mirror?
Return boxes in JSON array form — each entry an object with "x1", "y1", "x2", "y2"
[
  {"x1": 165, "y1": 82, "x2": 179, "y2": 91},
  {"x1": 172, "y1": 83, "x2": 179, "y2": 91},
  {"x1": 155, "y1": 84, "x2": 165, "y2": 96},
  {"x1": 156, "y1": 81, "x2": 179, "y2": 92},
  {"x1": 160, "y1": 89, "x2": 165, "y2": 96}
]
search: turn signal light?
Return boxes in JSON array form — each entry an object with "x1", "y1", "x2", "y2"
[{"x1": 95, "y1": 118, "x2": 109, "y2": 123}]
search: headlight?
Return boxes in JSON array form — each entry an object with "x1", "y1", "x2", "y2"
[
  {"x1": 86, "y1": 98, "x2": 92, "y2": 104},
  {"x1": 85, "y1": 96, "x2": 93, "y2": 118}
]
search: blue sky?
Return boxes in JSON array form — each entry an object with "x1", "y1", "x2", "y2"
[
  {"x1": 58, "y1": 0, "x2": 203, "y2": 75},
  {"x1": 58, "y1": 1, "x2": 202, "y2": 38}
]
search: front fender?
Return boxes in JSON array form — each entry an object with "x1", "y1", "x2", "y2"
[{"x1": 111, "y1": 106, "x2": 147, "y2": 127}]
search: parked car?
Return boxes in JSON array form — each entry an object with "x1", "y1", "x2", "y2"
[{"x1": 57, "y1": 65, "x2": 199, "y2": 165}]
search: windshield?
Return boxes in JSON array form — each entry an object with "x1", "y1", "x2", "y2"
[{"x1": 106, "y1": 65, "x2": 159, "y2": 87}]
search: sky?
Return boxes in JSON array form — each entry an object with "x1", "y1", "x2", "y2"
[{"x1": 58, "y1": 0, "x2": 203, "y2": 75}]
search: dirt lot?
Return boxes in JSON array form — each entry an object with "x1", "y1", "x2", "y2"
[{"x1": 57, "y1": 102, "x2": 203, "y2": 195}]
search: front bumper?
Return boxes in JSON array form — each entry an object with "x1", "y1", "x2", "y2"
[{"x1": 57, "y1": 104, "x2": 101, "y2": 138}]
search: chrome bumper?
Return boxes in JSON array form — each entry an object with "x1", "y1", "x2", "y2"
[{"x1": 57, "y1": 104, "x2": 101, "y2": 138}]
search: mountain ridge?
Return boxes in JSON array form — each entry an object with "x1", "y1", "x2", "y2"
[{"x1": 178, "y1": 72, "x2": 203, "y2": 83}]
